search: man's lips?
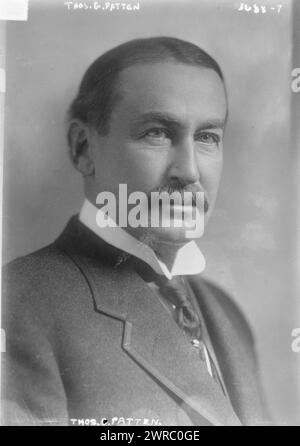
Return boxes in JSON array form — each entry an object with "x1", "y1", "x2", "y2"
[
  {"x1": 146, "y1": 192, "x2": 209, "y2": 214},
  {"x1": 159, "y1": 202, "x2": 206, "y2": 212},
  {"x1": 168, "y1": 204, "x2": 197, "y2": 212}
]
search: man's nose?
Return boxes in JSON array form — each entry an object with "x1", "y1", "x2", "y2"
[{"x1": 167, "y1": 139, "x2": 200, "y2": 185}]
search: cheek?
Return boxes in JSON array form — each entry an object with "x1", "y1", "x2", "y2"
[
  {"x1": 197, "y1": 155, "x2": 223, "y2": 198},
  {"x1": 201, "y1": 158, "x2": 223, "y2": 224},
  {"x1": 93, "y1": 141, "x2": 167, "y2": 193},
  {"x1": 125, "y1": 150, "x2": 167, "y2": 191}
]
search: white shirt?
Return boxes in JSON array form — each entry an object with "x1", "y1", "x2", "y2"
[{"x1": 79, "y1": 199, "x2": 206, "y2": 280}]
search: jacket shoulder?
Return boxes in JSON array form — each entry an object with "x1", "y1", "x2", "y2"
[
  {"x1": 2, "y1": 244, "x2": 93, "y2": 327},
  {"x1": 3, "y1": 244, "x2": 79, "y2": 293}
]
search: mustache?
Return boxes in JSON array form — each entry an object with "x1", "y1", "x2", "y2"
[{"x1": 147, "y1": 181, "x2": 209, "y2": 213}]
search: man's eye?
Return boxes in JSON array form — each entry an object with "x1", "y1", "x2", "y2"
[
  {"x1": 196, "y1": 132, "x2": 220, "y2": 145},
  {"x1": 143, "y1": 128, "x2": 170, "y2": 140}
]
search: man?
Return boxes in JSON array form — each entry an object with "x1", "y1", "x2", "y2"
[{"x1": 1, "y1": 37, "x2": 268, "y2": 426}]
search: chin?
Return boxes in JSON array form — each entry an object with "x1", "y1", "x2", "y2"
[
  {"x1": 145, "y1": 226, "x2": 196, "y2": 247},
  {"x1": 127, "y1": 215, "x2": 206, "y2": 248}
]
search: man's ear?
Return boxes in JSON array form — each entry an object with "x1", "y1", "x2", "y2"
[{"x1": 67, "y1": 120, "x2": 95, "y2": 176}]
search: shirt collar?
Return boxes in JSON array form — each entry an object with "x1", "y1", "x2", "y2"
[{"x1": 79, "y1": 199, "x2": 205, "y2": 280}]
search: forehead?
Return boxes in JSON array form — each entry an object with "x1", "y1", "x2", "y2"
[{"x1": 113, "y1": 62, "x2": 227, "y2": 124}]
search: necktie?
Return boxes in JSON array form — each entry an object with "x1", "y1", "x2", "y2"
[
  {"x1": 155, "y1": 275, "x2": 226, "y2": 393},
  {"x1": 155, "y1": 275, "x2": 202, "y2": 340},
  {"x1": 131, "y1": 258, "x2": 225, "y2": 393}
]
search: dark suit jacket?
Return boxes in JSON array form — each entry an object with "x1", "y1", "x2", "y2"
[{"x1": 1, "y1": 216, "x2": 269, "y2": 426}]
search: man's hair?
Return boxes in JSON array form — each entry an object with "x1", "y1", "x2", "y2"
[{"x1": 68, "y1": 36, "x2": 224, "y2": 136}]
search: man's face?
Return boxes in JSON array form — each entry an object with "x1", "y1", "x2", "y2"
[{"x1": 88, "y1": 61, "x2": 227, "y2": 245}]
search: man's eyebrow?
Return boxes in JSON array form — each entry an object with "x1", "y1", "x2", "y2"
[
  {"x1": 131, "y1": 112, "x2": 226, "y2": 130},
  {"x1": 195, "y1": 119, "x2": 226, "y2": 130},
  {"x1": 131, "y1": 112, "x2": 182, "y2": 127}
]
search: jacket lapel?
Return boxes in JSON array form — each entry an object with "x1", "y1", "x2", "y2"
[
  {"x1": 121, "y1": 267, "x2": 242, "y2": 426},
  {"x1": 188, "y1": 277, "x2": 265, "y2": 426},
  {"x1": 60, "y1": 240, "x2": 241, "y2": 426}
]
